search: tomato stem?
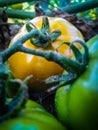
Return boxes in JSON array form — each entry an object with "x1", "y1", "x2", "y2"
[
  {"x1": 0, "y1": 77, "x2": 29, "y2": 122},
  {"x1": 0, "y1": 26, "x2": 89, "y2": 91},
  {"x1": 0, "y1": 55, "x2": 30, "y2": 121},
  {"x1": 0, "y1": 56, "x2": 8, "y2": 116},
  {"x1": 46, "y1": 73, "x2": 77, "y2": 93},
  {"x1": 26, "y1": 16, "x2": 61, "y2": 48},
  {"x1": 71, "y1": 40, "x2": 89, "y2": 66},
  {"x1": 0, "y1": 27, "x2": 88, "y2": 74},
  {"x1": 20, "y1": 45, "x2": 84, "y2": 74},
  {"x1": 45, "y1": 40, "x2": 89, "y2": 90}
]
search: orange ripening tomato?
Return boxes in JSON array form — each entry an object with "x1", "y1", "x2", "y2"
[{"x1": 8, "y1": 16, "x2": 84, "y2": 91}]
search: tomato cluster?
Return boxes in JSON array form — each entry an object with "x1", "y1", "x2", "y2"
[{"x1": 1, "y1": 15, "x2": 98, "y2": 130}]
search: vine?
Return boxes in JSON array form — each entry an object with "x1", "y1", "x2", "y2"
[{"x1": 0, "y1": 0, "x2": 98, "y2": 19}]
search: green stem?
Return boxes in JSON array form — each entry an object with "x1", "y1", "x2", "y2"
[
  {"x1": 26, "y1": 16, "x2": 61, "y2": 48},
  {"x1": 46, "y1": 73, "x2": 77, "y2": 93},
  {"x1": 71, "y1": 40, "x2": 89, "y2": 65},
  {"x1": 0, "y1": 0, "x2": 98, "y2": 19},
  {"x1": 0, "y1": 28, "x2": 39, "y2": 61},
  {"x1": 0, "y1": 78, "x2": 28, "y2": 122},
  {"x1": 63, "y1": 0, "x2": 98, "y2": 13},
  {"x1": 0, "y1": 57, "x2": 8, "y2": 116},
  {"x1": 62, "y1": 42, "x2": 83, "y2": 63},
  {"x1": 0, "y1": 8, "x2": 35, "y2": 19},
  {"x1": 44, "y1": 40, "x2": 89, "y2": 88},
  {"x1": 20, "y1": 45, "x2": 83, "y2": 74},
  {"x1": 0, "y1": 28, "x2": 86, "y2": 75},
  {"x1": 0, "y1": 0, "x2": 33, "y2": 7}
]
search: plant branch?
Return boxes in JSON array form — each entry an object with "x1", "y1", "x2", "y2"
[
  {"x1": 0, "y1": 56, "x2": 8, "y2": 115},
  {"x1": 0, "y1": 29, "x2": 85, "y2": 75},
  {"x1": 63, "y1": 0, "x2": 98, "y2": 13},
  {"x1": 0, "y1": 8, "x2": 35, "y2": 19},
  {"x1": 0, "y1": 0, "x2": 34, "y2": 7},
  {"x1": 46, "y1": 73, "x2": 77, "y2": 93},
  {"x1": 20, "y1": 45, "x2": 82, "y2": 74},
  {"x1": 0, "y1": 28, "x2": 39, "y2": 61},
  {"x1": 0, "y1": 0, "x2": 98, "y2": 19}
]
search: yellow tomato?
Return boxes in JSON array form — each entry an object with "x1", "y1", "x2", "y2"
[{"x1": 8, "y1": 16, "x2": 84, "y2": 91}]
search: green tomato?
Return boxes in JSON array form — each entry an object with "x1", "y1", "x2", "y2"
[
  {"x1": 0, "y1": 100, "x2": 66, "y2": 130},
  {"x1": 55, "y1": 35, "x2": 98, "y2": 130},
  {"x1": 55, "y1": 85, "x2": 71, "y2": 127}
]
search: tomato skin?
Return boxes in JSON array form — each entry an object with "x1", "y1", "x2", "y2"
[
  {"x1": 8, "y1": 16, "x2": 84, "y2": 90},
  {"x1": 55, "y1": 85, "x2": 71, "y2": 127},
  {"x1": 55, "y1": 35, "x2": 98, "y2": 130},
  {"x1": 0, "y1": 100, "x2": 66, "y2": 130}
]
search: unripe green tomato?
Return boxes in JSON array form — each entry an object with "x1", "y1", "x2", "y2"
[
  {"x1": 0, "y1": 100, "x2": 66, "y2": 130},
  {"x1": 55, "y1": 35, "x2": 98, "y2": 130},
  {"x1": 55, "y1": 85, "x2": 71, "y2": 127}
]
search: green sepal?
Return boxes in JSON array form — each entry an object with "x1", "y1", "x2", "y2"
[
  {"x1": 46, "y1": 73, "x2": 77, "y2": 93},
  {"x1": 50, "y1": 30, "x2": 61, "y2": 42},
  {"x1": 26, "y1": 16, "x2": 61, "y2": 48},
  {"x1": 26, "y1": 23, "x2": 34, "y2": 32},
  {"x1": 41, "y1": 16, "x2": 50, "y2": 34}
]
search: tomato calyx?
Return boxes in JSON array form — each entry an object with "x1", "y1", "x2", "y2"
[
  {"x1": 45, "y1": 40, "x2": 89, "y2": 92},
  {"x1": 26, "y1": 16, "x2": 61, "y2": 48}
]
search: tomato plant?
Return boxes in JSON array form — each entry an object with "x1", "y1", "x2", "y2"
[
  {"x1": 55, "y1": 35, "x2": 98, "y2": 130},
  {"x1": 8, "y1": 16, "x2": 84, "y2": 91}
]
